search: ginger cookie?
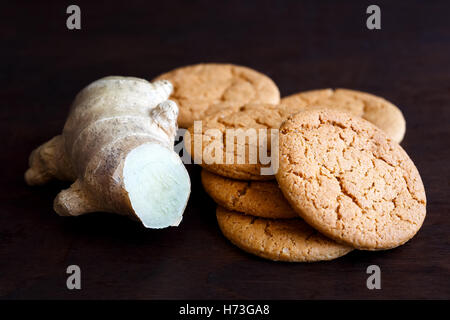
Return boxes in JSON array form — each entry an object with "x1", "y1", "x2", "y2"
[
  {"x1": 276, "y1": 109, "x2": 426, "y2": 250},
  {"x1": 153, "y1": 63, "x2": 280, "y2": 128},
  {"x1": 201, "y1": 170, "x2": 296, "y2": 219},
  {"x1": 216, "y1": 207, "x2": 353, "y2": 262},
  {"x1": 281, "y1": 89, "x2": 406, "y2": 143},
  {"x1": 185, "y1": 103, "x2": 281, "y2": 180}
]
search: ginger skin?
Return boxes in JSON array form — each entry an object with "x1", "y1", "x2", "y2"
[{"x1": 25, "y1": 76, "x2": 191, "y2": 228}]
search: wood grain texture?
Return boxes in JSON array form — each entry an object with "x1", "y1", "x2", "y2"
[{"x1": 0, "y1": 0, "x2": 449, "y2": 299}]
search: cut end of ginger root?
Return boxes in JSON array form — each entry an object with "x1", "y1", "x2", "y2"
[
  {"x1": 25, "y1": 76, "x2": 191, "y2": 229},
  {"x1": 124, "y1": 143, "x2": 190, "y2": 229}
]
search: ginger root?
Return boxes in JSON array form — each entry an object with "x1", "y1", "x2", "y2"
[{"x1": 25, "y1": 76, "x2": 191, "y2": 228}]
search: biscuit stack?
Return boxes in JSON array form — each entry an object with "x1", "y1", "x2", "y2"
[{"x1": 155, "y1": 63, "x2": 426, "y2": 262}]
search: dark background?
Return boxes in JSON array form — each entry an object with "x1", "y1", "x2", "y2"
[{"x1": 1, "y1": 0, "x2": 449, "y2": 299}]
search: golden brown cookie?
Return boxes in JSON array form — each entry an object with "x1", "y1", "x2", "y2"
[
  {"x1": 281, "y1": 89, "x2": 406, "y2": 143},
  {"x1": 216, "y1": 207, "x2": 353, "y2": 262},
  {"x1": 276, "y1": 109, "x2": 426, "y2": 250},
  {"x1": 153, "y1": 63, "x2": 280, "y2": 128},
  {"x1": 185, "y1": 102, "x2": 280, "y2": 180},
  {"x1": 201, "y1": 170, "x2": 296, "y2": 219}
]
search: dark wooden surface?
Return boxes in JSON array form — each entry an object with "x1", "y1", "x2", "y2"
[{"x1": 1, "y1": 0, "x2": 449, "y2": 299}]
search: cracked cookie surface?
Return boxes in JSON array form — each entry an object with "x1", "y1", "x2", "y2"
[
  {"x1": 281, "y1": 89, "x2": 406, "y2": 143},
  {"x1": 186, "y1": 88, "x2": 405, "y2": 180},
  {"x1": 216, "y1": 206, "x2": 353, "y2": 262},
  {"x1": 153, "y1": 63, "x2": 280, "y2": 128},
  {"x1": 185, "y1": 102, "x2": 280, "y2": 180},
  {"x1": 201, "y1": 170, "x2": 296, "y2": 219},
  {"x1": 276, "y1": 109, "x2": 426, "y2": 250}
]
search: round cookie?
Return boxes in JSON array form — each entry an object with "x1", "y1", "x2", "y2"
[
  {"x1": 216, "y1": 206, "x2": 353, "y2": 262},
  {"x1": 185, "y1": 103, "x2": 280, "y2": 180},
  {"x1": 201, "y1": 169, "x2": 296, "y2": 219},
  {"x1": 281, "y1": 88, "x2": 406, "y2": 143},
  {"x1": 153, "y1": 63, "x2": 280, "y2": 128},
  {"x1": 276, "y1": 109, "x2": 426, "y2": 250}
]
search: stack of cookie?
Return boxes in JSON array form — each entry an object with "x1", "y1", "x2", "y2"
[{"x1": 155, "y1": 63, "x2": 426, "y2": 262}]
